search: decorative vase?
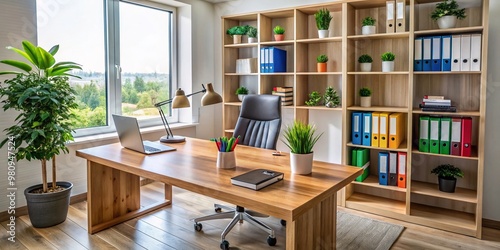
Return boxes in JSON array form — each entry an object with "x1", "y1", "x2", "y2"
[
  {"x1": 24, "y1": 181, "x2": 73, "y2": 228},
  {"x1": 438, "y1": 176, "x2": 457, "y2": 193},
  {"x1": 360, "y1": 63, "x2": 372, "y2": 72},
  {"x1": 238, "y1": 94, "x2": 246, "y2": 102},
  {"x1": 382, "y1": 61, "x2": 394, "y2": 72},
  {"x1": 437, "y1": 16, "x2": 457, "y2": 29},
  {"x1": 290, "y1": 152, "x2": 314, "y2": 175},
  {"x1": 233, "y1": 35, "x2": 242, "y2": 44},
  {"x1": 274, "y1": 34, "x2": 284, "y2": 41},
  {"x1": 361, "y1": 26, "x2": 376, "y2": 35},
  {"x1": 317, "y1": 62, "x2": 327, "y2": 72},
  {"x1": 318, "y1": 30, "x2": 329, "y2": 38},
  {"x1": 248, "y1": 37, "x2": 257, "y2": 43},
  {"x1": 360, "y1": 96, "x2": 371, "y2": 107}
]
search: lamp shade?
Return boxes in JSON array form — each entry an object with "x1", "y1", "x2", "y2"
[
  {"x1": 172, "y1": 88, "x2": 190, "y2": 108},
  {"x1": 201, "y1": 83, "x2": 222, "y2": 106}
]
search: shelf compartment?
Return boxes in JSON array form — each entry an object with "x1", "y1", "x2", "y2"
[
  {"x1": 412, "y1": 109, "x2": 480, "y2": 117},
  {"x1": 347, "y1": 141, "x2": 408, "y2": 152},
  {"x1": 348, "y1": 32, "x2": 410, "y2": 40},
  {"x1": 295, "y1": 4, "x2": 343, "y2": 40},
  {"x1": 296, "y1": 37, "x2": 342, "y2": 43},
  {"x1": 295, "y1": 106, "x2": 342, "y2": 111},
  {"x1": 346, "y1": 193, "x2": 407, "y2": 217},
  {"x1": 223, "y1": 15, "x2": 258, "y2": 46},
  {"x1": 351, "y1": 175, "x2": 406, "y2": 193},
  {"x1": 411, "y1": 148, "x2": 479, "y2": 160},
  {"x1": 296, "y1": 41, "x2": 343, "y2": 73},
  {"x1": 414, "y1": 1, "x2": 484, "y2": 33},
  {"x1": 411, "y1": 181, "x2": 477, "y2": 204},
  {"x1": 347, "y1": 106, "x2": 408, "y2": 113}
]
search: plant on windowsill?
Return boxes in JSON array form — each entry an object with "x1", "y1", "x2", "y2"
[
  {"x1": 281, "y1": 120, "x2": 323, "y2": 175},
  {"x1": 361, "y1": 16, "x2": 376, "y2": 35},
  {"x1": 305, "y1": 91, "x2": 322, "y2": 106},
  {"x1": 317, "y1": 54, "x2": 328, "y2": 72},
  {"x1": 273, "y1": 25, "x2": 285, "y2": 41},
  {"x1": 359, "y1": 87, "x2": 372, "y2": 107},
  {"x1": 358, "y1": 54, "x2": 373, "y2": 72},
  {"x1": 0, "y1": 40, "x2": 81, "y2": 228},
  {"x1": 381, "y1": 52, "x2": 395, "y2": 72},
  {"x1": 314, "y1": 8, "x2": 332, "y2": 38},
  {"x1": 324, "y1": 86, "x2": 340, "y2": 108},
  {"x1": 431, "y1": 164, "x2": 464, "y2": 193},
  {"x1": 235, "y1": 86, "x2": 249, "y2": 101},
  {"x1": 431, "y1": 0, "x2": 466, "y2": 29},
  {"x1": 247, "y1": 26, "x2": 258, "y2": 43},
  {"x1": 227, "y1": 25, "x2": 249, "y2": 44}
]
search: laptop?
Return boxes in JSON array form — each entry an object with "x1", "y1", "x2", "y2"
[{"x1": 112, "y1": 114, "x2": 176, "y2": 154}]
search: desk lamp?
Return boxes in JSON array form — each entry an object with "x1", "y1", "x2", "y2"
[{"x1": 154, "y1": 83, "x2": 222, "y2": 143}]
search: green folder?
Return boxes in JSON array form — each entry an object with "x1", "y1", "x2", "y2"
[
  {"x1": 352, "y1": 148, "x2": 370, "y2": 182},
  {"x1": 419, "y1": 116, "x2": 430, "y2": 152},
  {"x1": 439, "y1": 117, "x2": 452, "y2": 155},
  {"x1": 429, "y1": 117, "x2": 441, "y2": 154}
]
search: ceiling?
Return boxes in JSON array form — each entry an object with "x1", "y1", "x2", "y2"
[{"x1": 202, "y1": 0, "x2": 236, "y2": 3}]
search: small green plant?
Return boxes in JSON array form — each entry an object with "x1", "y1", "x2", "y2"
[
  {"x1": 381, "y1": 52, "x2": 395, "y2": 61},
  {"x1": 281, "y1": 120, "x2": 323, "y2": 154},
  {"x1": 273, "y1": 25, "x2": 285, "y2": 35},
  {"x1": 305, "y1": 91, "x2": 322, "y2": 106},
  {"x1": 317, "y1": 54, "x2": 328, "y2": 63},
  {"x1": 247, "y1": 26, "x2": 258, "y2": 38},
  {"x1": 324, "y1": 86, "x2": 340, "y2": 108},
  {"x1": 235, "y1": 86, "x2": 249, "y2": 95},
  {"x1": 314, "y1": 8, "x2": 332, "y2": 30},
  {"x1": 362, "y1": 17, "x2": 376, "y2": 26},
  {"x1": 358, "y1": 54, "x2": 373, "y2": 63},
  {"x1": 431, "y1": 0, "x2": 466, "y2": 21},
  {"x1": 431, "y1": 164, "x2": 464, "y2": 179},
  {"x1": 359, "y1": 87, "x2": 371, "y2": 97},
  {"x1": 226, "y1": 25, "x2": 249, "y2": 36}
]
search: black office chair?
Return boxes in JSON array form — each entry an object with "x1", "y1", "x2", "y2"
[{"x1": 193, "y1": 94, "x2": 282, "y2": 250}]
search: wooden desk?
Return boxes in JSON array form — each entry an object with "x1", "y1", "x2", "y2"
[{"x1": 76, "y1": 138, "x2": 361, "y2": 249}]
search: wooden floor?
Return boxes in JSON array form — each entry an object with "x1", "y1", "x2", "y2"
[{"x1": 1, "y1": 182, "x2": 499, "y2": 250}]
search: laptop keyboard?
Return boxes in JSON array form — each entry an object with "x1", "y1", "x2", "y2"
[{"x1": 144, "y1": 145, "x2": 161, "y2": 152}]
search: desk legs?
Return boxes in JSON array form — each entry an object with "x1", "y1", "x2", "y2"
[
  {"x1": 286, "y1": 193, "x2": 337, "y2": 250},
  {"x1": 86, "y1": 161, "x2": 172, "y2": 234}
]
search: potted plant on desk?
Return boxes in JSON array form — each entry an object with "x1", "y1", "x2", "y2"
[
  {"x1": 0, "y1": 40, "x2": 81, "y2": 227},
  {"x1": 282, "y1": 120, "x2": 323, "y2": 175},
  {"x1": 431, "y1": 0, "x2": 466, "y2": 29}
]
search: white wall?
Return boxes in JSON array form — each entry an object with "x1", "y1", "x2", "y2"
[{"x1": 214, "y1": 0, "x2": 500, "y2": 221}]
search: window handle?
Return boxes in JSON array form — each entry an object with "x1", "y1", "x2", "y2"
[{"x1": 115, "y1": 65, "x2": 122, "y2": 80}]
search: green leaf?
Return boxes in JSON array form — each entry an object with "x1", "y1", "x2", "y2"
[
  {"x1": 32, "y1": 121, "x2": 41, "y2": 127},
  {"x1": 48, "y1": 44, "x2": 59, "y2": 56},
  {"x1": 0, "y1": 71, "x2": 22, "y2": 75},
  {"x1": 0, "y1": 60, "x2": 32, "y2": 73},
  {"x1": 31, "y1": 131, "x2": 39, "y2": 141},
  {"x1": 21, "y1": 41, "x2": 41, "y2": 66},
  {"x1": 7, "y1": 45, "x2": 37, "y2": 66}
]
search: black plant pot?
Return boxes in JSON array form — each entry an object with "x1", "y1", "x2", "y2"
[
  {"x1": 438, "y1": 176, "x2": 457, "y2": 193},
  {"x1": 24, "y1": 181, "x2": 73, "y2": 228}
]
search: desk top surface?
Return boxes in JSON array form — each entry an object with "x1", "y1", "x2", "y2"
[{"x1": 76, "y1": 138, "x2": 361, "y2": 221}]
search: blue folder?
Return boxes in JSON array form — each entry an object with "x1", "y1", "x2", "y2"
[
  {"x1": 441, "y1": 35, "x2": 452, "y2": 71},
  {"x1": 414, "y1": 37, "x2": 423, "y2": 71},
  {"x1": 269, "y1": 47, "x2": 287, "y2": 73},
  {"x1": 378, "y1": 152, "x2": 389, "y2": 185},
  {"x1": 260, "y1": 48, "x2": 266, "y2": 73},
  {"x1": 362, "y1": 112, "x2": 372, "y2": 146},
  {"x1": 423, "y1": 37, "x2": 432, "y2": 71},
  {"x1": 352, "y1": 112, "x2": 363, "y2": 145},
  {"x1": 431, "y1": 36, "x2": 442, "y2": 71}
]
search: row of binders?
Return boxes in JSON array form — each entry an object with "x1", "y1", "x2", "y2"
[
  {"x1": 352, "y1": 112, "x2": 406, "y2": 149},
  {"x1": 271, "y1": 87, "x2": 293, "y2": 106},
  {"x1": 379, "y1": 151, "x2": 407, "y2": 188},
  {"x1": 260, "y1": 47, "x2": 287, "y2": 73},
  {"x1": 414, "y1": 34, "x2": 481, "y2": 72},
  {"x1": 386, "y1": 0, "x2": 407, "y2": 33},
  {"x1": 419, "y1": 116, "x2": 472, "y2": 157}
]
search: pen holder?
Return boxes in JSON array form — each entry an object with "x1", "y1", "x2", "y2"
[{"x1": 216, "y1": 151, "x2": 236, "y2": 169}]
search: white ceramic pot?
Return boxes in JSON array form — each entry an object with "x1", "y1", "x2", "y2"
[
  {"x1": 382, "y1": 61, "x2": 394, "y2": 72},
  {"x1": 361, "y1": 26, "x2": 376, "y2": 35},
  {"x1": 318, "y1": 30, "x2": 329, "y2": 38},
  {"x1": 290, "y1": 152, "x2": 314, "y2": 175},
  {"x1": 238, "y1": 94, "x2": 246, "y2": 102},
  {"x1": 248, "y1": 37, "x2": 257, "y2": 43},
  {"x1": 360, "y1": 96, "x2": 372, "y2": 107},
  {"x1": 360, "y1": 63, "x2": 372, "y2": 72},
  {"x1": 233, "y1": 35, "x2": 242, "y2": 44},
  {"x1": 437, "y1": 16, "x2": 457, "y2": 29}
]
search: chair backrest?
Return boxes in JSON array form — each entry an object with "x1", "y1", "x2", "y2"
[{"x1": 233, "y1": 94, "x2": 282, "y2": 150}]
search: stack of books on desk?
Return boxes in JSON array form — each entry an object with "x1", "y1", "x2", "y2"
[
  {"x1": 419, "y1": 95, "x2": 456, "y2": 112},
  {"x1": 272, "y1": 87, "x2": 293, "y2": 106}
]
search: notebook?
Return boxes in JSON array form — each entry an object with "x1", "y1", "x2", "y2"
[
  {"x1": 231, "y1": 169, "x2": 284, "y2": 190},
  {"x1": 112, "y1": 114, "x2": 176, "y2": 154}
]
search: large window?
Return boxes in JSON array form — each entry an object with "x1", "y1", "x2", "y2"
[{"x1": 36, "y1": 0, "x2": 175, "y2": 136}]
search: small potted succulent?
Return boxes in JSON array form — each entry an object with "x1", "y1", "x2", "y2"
[
  {"x1": 247, "y1": 26, "x2": 258, "y2": 43},
  {"x1": 359, "y1": 87, "x2": 372, "y2": 107},
  {"x1": 305, "y1": 91, "x2": 322, "y2": 106},
  {"x1": 235, "y1": 86, "x2": 249, "y2": 101},
  {"x1": 314, "y1": 8, "x2": 332, "y2": 38},
  {"x1": 431, "y1": 0, "x2": 466, "y2": 29},
  {"x1": 431, "y1": 164, "x2": 464, "y2": 193},
  {"x1": 358, "y1": 54, "x2": 373, "y2": 72},
  {"x1": 226, "y1": 25, "x2": 249, "y2": 44},
  {"x1": 324, "y1": 86, "x2": 340, "y2": 108},
  {"x1": 361, "y1": 16, "x2": 376, "y2": 35},
  {"x1": 316, "y1": 54, "x2": 328, "y2": 72},
  {"x1": 273, "y1": 25, "x2": 285, "y2": 41},
  {"x1": 381, "y1": 52, "x2": 395, "y2": 72}
]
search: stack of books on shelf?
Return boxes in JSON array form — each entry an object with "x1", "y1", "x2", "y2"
[
  {"x1": 419, "y1": 95, "x2": 456, "y2": 112},
  {"x1": 272, "y1": 87, "x2": 293, "y2": 106}
]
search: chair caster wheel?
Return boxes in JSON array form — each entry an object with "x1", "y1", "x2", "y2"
[
  {"x1": 280, "y1": 219, "x2": 286, "y2": 226},
  {"x1": 220, "y1": 240, "x2": 229, "y2": 250},
  {"x1": 215, "y1": 207, "x2": 222, "y2": 213},
  {"x1": 267, "y1": 236, "x2": 277, "y2": 246},
  {"x1": 194, "y1": 223, "x2": 202, "y2": 232}
]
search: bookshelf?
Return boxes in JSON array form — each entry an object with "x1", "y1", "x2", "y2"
[{"x1": 221, "y1": 0, "x2": 489, "y2": 238}]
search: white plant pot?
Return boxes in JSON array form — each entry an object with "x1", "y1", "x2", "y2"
[
  {"x1": 360, "y1": 63, "x2": 372, "y2": 72},
  {"x1": 437, "y1": 16, "x2": 457, "y2": 29},
  {"x1": 238, "y1": 94, "x2": 246, "y2": 102},
  {"x1": 233, "y1": 35, "x2": 242, "y2": 44},
  {"x1": 318, "y1": 30, "x2": 329, "y2": 38},
  {"x1": 382, "y1": 61, "x2": 394, "y2": 72},
  {"x1": 248, "y1": 37, "x2": 257, "y2": 43},
  {"x1": 290, "y1": 152, "x2": 314, "y2": 175},
  {"x1": 360, "y1": 96, "x2": 372, "y2": 107},
  {"x1": 361, "y1": 26, "x2": 376, "y2": 35}
]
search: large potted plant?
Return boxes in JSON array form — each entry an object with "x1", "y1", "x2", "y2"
[
  {"x1": 0, "y1": 40, "x2": 81, "y2": 227},
  {"x1": 314, "y1": 8, "x2": 332, "y2": 38},
  {"x1": 281, "y1": 120, "x2": 322, "y2": 175},
  {"x1": 431, "y1": 164, "x2": 464, "y2": 193},
  {"x1": 431, "y1": 0, "x2": 466, "y2": 29}
]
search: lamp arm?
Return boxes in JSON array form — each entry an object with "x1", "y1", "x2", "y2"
[
  {"x1": 184, "y1": 84, "x2": 207, "y2": 98},
  {"x1": 157, "y1": 106, "x2": 174, "y2": 138}
]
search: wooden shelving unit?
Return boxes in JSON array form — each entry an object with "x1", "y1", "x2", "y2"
[{"x1": 222, "y1": 0, "x2": 489, "y2": 238}]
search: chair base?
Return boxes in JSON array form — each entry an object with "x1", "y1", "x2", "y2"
[{"x1": 193, "y1": 204, "x2": 276, "y2": 249}]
